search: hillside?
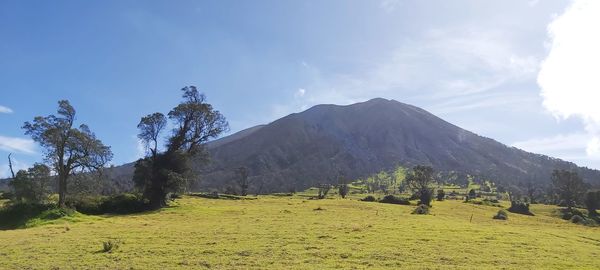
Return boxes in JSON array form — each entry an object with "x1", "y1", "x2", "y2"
[
  {"x1": 195, "y1": 98, "x2": 600, "y2": 192},
  {"x1": 1, "y1": 195, "x2": 599, "y2": 269}
]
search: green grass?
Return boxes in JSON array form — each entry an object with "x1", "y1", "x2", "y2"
[{"x1": 1, "y1": 195, "x2": 599, "y2": 269}]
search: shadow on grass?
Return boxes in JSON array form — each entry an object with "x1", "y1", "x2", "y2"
[{"x1": 187, "y1": 193, "x2": 257, "y2": 200}]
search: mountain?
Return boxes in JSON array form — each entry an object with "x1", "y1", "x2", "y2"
[{"x1": 194, "y1": 98, "x2": 600, "y2": 192}]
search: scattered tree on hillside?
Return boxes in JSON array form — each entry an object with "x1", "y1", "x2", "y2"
[
  {"x1": 23, "y1": 100, "x2": 113, "y2": 207},
  {"x1": 551, "y1": 170, "x2": 586, "y2": 210},
  {"x1": 436, "y1": 189, "x2": 445, "y2": 201},
  {"x1": 134, "y1": 86, "x2": 229, "y2": 208},
  {"x1": 405, "y1": 165, "x2": 435, "y2": 206},
  {"x1": 525, "y1": 181, "x2": 539, "y2": 203},
  {"x1": 584, "y1": 190, "x2": 600, "y2": 217},
  {"x1": 235, "y1": 166, "x2": 251, "y2": 196},
  {"x1": 317, "y1": 184, "x2": 331, "y2": 199},
  {"x1": 338, "y1": 174, "x2": 349, "y2": 199},
  {"x1": 466, "y1": 189, "x2": 477, "y2": 201}
]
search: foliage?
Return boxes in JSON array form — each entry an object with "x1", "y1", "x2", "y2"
[
  {"x1": 8, "y1": 163, "x2": 51, "y2": 203},
  {"x1": 551, "y1": 170, "x2": 586, "y2": 209},
  {"x1": 508, "y1": 201, "x2": 534, "y2": 216},
  {"x1": 493, "y1": 209, "x2": 508, "y2": 220},
  {"x1": 467, "y1": 189, "x2": 477, "y2": 201},
  {"x1": 405, "y1": 165, "x2": 436, "y2": 206},
  {"x1": 317, "y1": 184, "x2": 331, "y2": 199},
  {"x1": 379, "y1": 195, "x2": 410, "y2": 205},
  {"x1": 0, "y1": 202, "x2": 71, "y2": 229},
  {"x1": 583, "y1": 190, "x2": 600, "y2": 217},
  {"x1": 133, "y1": 87, "x2": 229, "y2": 208},
  {"x1": 67, "y1": 194, "x2": 148, "y2": 215},
  {"x1": 338, "y1": 184, "x2": 349, "y2": 199},
  {"x1": 436, "y1": 189, "x2": 445, "y2": 201},
  {"x1": 412, "y1": 204, "x2": 430, "y2": 215},
  {"x1": 361, "y1": 195, "x2": 376, "y2": 202},
  {"x1": 22, "y1": 100, "x2": 113, "y2": 207}
]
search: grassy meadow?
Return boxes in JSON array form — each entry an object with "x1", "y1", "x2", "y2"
[{"x1": 1, "y1": 194, "x2": 599, "y2": 269}]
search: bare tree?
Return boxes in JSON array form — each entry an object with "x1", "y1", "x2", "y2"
[{"x1": 235, "y1": 166, "x2": 251, "y2": 196}]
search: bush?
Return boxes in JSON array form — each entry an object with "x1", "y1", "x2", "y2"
[
  {"x1": 561, "y1": 208, "x2": 585, "y2": 220},
  {"x1": 67, "y1": 194, "x2": 148, "y2": 215},
  {"x1": 570, "y1": 214, "x2": 585, "y2": 224},
  {"x1": 100, "y1": 193, "x2": 148, "y2": 214},
  {"x1": 412, "y1": 204, "x2": 430, "y2": 215},
  {"x1": 493, "y1": 209, "x2": 508, "y2": 220},
  {"x1": 379, "y1": 195, "x2": 410, "y2": 205},
  {"x1": 102, "y1": 240, "x2": 119, "y2": 253},
  {"x1": 436, "y1": 190, "x2": 445, "y2": 201},
  {"x1": 0, "y1": 202, "x2": 55, "y2": 229},
  {"x1": 0, "y1": 192, "x2": 14, "y2": 200},
  {"x1": 508, "y1": 201, "x2": 534, "y2": 216},
  {"x1": 361, "y1": 195, "x2": 376, "y2": 202}
]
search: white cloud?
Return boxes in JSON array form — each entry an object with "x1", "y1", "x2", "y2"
[
  {"x1": 0, "y1": 105, "x2": 13, "y2": 114},
  {"x1": 380, "y1": 0, "x2": 401, "y2": 13},
  {"x1": 0, "y1": 135, "x2": 36, "y2": 154},
  {"x1": 294, "y1": 88, "x2": 306, "y2": 98},
  {"x1": 537, "y1": 0, "x2": 600, "y2": 158}
]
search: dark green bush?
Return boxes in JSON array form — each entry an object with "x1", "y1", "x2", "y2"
[
  {"x1": 570, "y1": 214, "x2": 584, "y2": 224},
  {"x1": 412, "y1": 204, "x2": 430, "y2": 215},
  {"x1": 561, "y1": 208, "x2": 585, "y2": 220},
  {"x1": 436, "y1": 190, "x2": 445, "y2": 201},
  {"x1": 0, "y1": 202, "x2": 55, "y2": 229},
  {"x1": 67, "y1": 194, "x2": 148, "y2": 215},
  {"x1": 361, "y1": 195, "x2": 376, "y2": 202},
  {"x1": 102, "y1": 240, "x2": 119, "y2": 253},
  {"x1": 0, "y1": 192, "x2": 14, "y2": 200},
  {"x1": 379, "y1": 195, "x2": 410, "y2": 205},
  {"x1": 508, "y1": 201, "x2": 534, "y2": 216},
  {"x1": 493, "y1": 209, "x2": 508, "y2": 220}
]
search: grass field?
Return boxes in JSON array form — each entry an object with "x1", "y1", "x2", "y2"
[{"x1": 1, "y1": 195, "x2": 599, "y2": 269}]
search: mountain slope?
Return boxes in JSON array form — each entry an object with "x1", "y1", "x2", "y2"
[{"x1": 196, "y1": 98, "x2": 600, "y2": 192}]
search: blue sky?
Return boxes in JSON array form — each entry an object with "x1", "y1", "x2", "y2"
[{"x1": 2, "y1": 0, "x2": 600, "y2": 177}]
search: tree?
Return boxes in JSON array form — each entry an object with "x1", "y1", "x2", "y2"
[
  {"x1": 133, "y1": 86, "x2": 229, "y2": 208},
  {"x1": 551, "y1": 170, "x2": 586, "y2": 210},
  {"x1": 235, "y1": 166, "x2": 251, "y2": 196},
  {"x1": 338, "y1": 174, "x2": 349, "y2": 199},
  {"x1": 23, "y1": 100, "x2": 113, "y2": 207},
  {"x1": 583, "y1": 190, "x2": 600, "y2": 217},
  {"x1": 9, "y1": 163, "x2": 52, "y2": 203},
  {"x1": 525, "y1": 181, "x2": 539, "y2": 203},
  {"x1": 436, "y1": 189, "x2": 445, "y2": 201},
  {"x1": 405, "y1": 165, "x2": 435, "y2": 206},
  {"x1": 466, "y1": 189, "x2": 477, "y2": 201},
  {"x1": 317, "y1": 184, "x2": 331, "y2": 199}
]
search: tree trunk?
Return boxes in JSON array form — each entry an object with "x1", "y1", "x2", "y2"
[{"x1": 58, "y1": 173, "x2": 68, "y2": 208}]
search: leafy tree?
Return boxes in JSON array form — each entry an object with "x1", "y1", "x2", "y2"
[
  {"x1": 133, "y1": 87, "x2": 229, "y2": 208},
  {"x1": 337, "y1": 174, "x2": 349, "y2": 199},
  {"x1": 23, "y1": 100, "x2": 113, "y2": 207},
  {"x1": 436, "y1": 189, "x2": 445, "y2": 201},
  {"x1": 9, "y1": 164, "x2": 51, "y2": 203},
  {"x1": 235, "y1": 166, "x2": 251, "y2": 196},
  {"x1": 525, "y1": 181, "x2": 539, "y2": 203},
  {"x1": 405, "y1": 165, "x2": 435, "y2": 206},
  {"x1": 466, "y1": 189, "x2": 477, "y2": 201},
  {"x1": 551, "y1": 170, "x2": 586, "y2": 210},
  {"x1": 583, "y1": 190, "x2": 600, "y2": 217}
]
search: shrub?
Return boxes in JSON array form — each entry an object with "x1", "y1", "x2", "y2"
[
  {"x1": 436, "y1": 189, "x2": 445, "y2": 201},
  {"x1": 379, "y1": 195, "x2": 410, "y2": 205},
  {"x1": 493, "y1": 209, "x2": 508, "y2": 220},
  {"x1": 561, "y1": 208, "x2": 585, "y2": 220},
  {"x1": 102, "y1": 240, "x2": 119, "y2": 253},
  {"x1": 418, "y1": 189, "x2": 434, "y2": 206},
  {"x1": 67, "y1": 194, "x2": 148, "y2": 215},
  {"x1": 100, "y1": 193, "x2": 148, "y2": 214},
  {"x1": 570, "y1": 214, "x2": 584, "y2": 224},
  {"x1": 0, "y1": 192, "x2": 14, "y2": 200},
  {"x1": 0, "y1": 202, "x2": 55, "y2": 229},
  {"x1": 361, "y1": 195, "x2": 376, "y2": 202},
  {"x1": 508, "y1": 201, "x2": 534, "y2": 216},
  {"x1": 412, "y1": 204, "x2": 430, "y2": 215}
]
